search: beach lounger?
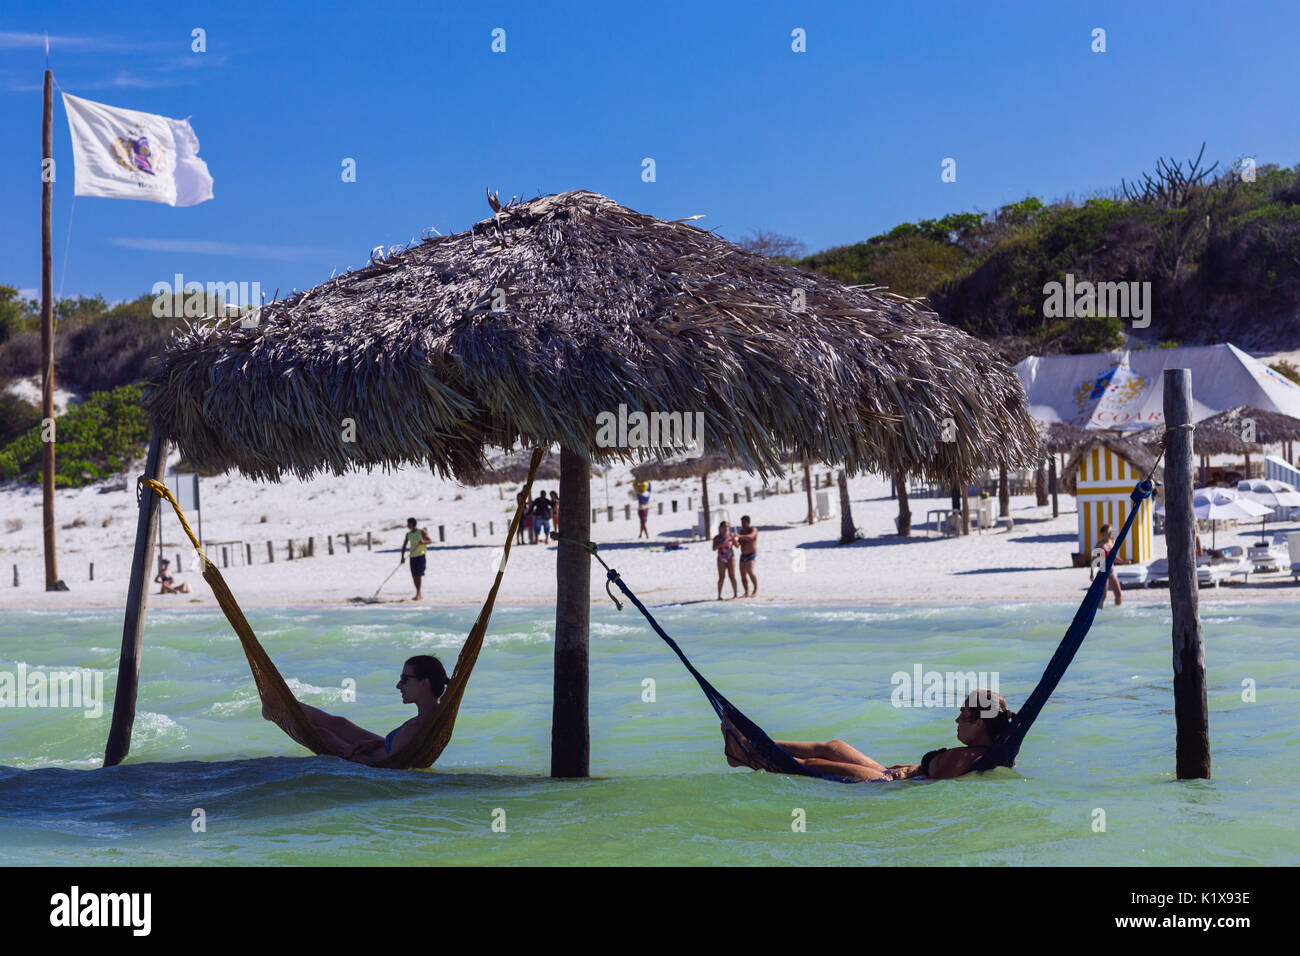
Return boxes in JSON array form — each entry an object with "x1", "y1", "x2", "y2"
[
  {"x1": 1198, "y1": 550, "x2": 1252, "y2": 587},
  {"x1": 1116, "y1": 557, "x2": 1169, "y2": 588},
  {"x1": 1248, "y1": 538, "x2": 1289, "y2": 573}
]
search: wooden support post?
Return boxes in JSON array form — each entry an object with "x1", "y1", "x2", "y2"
[
  {"x1": 838, "y1": 469, "x2": 856, "y2": 543},
  {"x1": 804, "y1": 461, "x2": 816, "y2": 524},
  {"x1": 344, "y1": 532, "x2": 351, "y2": 552},
  {"x1": 472, "y1": 522, "x2": 477, "y2": 537},
  {"x1": 671, "y1": 499, "x2": 677, "y2": 513},
  {"x1": 1049, "y1": 457, "x2": 1059, "y2": 518},
  {"x1": 246, "y1": 543, "x2": 252, "y2": 565},
  {"x1": 307, "y1": 536, "x2": 314, "y2": 557},
  {"x1": 366, "y1": 531, "x2": 371, "y2": 550},
  {"x1": 489, "y1": 521, "x2": 494, "y2": 536},
  {"x1": 287, "y1": 538, "x2": 293, "y2": 560},
  {"x1": 1164, "y1": 369, "x2": 1210, "y2": 779},
  {"x1": 89, "y1": 562, "x2": 94, "y2": 581},
  {"x1": 11, "y1": 565, "x2": 17, "y2": 587},
  {"x1": 733, "y1": 492, "x2": 739, "y2": 504},
  {"x1": 104, "y1": 430, "x2": 168, "y2": 767},
  {"x1": 553, "y1": 446, "x2": 590, "y2": 777},
  {"x1": 327, "y1": 535, "x2": 334, "y2": 556},
  {"x1": 267, "y1": 541, "x2": 274, "y2": 563},
  {"x1": 895, "y1": 470, "x2": 911, "y2": 536},
  {"x1": 221, "y1": 546, "x2": 229, "y2": 569},
  {"x1": 437, "y1": 526, "x2": 444, "y2": 543},
  {"x1": 657, "y1": 502, "x2": 663, "y2": 515},
  {"x1": 606, "y1": 506, "x2": 613, "y2": 522},
  {"x1": 961, "y1": 485, "x2": 971, "y2": 535},
  {"x1": 700, "y1": 474, "x2": 710, "y2": 543},
  {"x1": 624, "y1": 504, "x2": 630, "y2": 520},
  {"x1": 746, "y1": 485, "x2": 752, "y2": 503},
  {"x1": 998, "y1": 466, "x2": 1010, "y2": 518}
]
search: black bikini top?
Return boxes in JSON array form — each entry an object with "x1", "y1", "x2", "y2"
[{"x1": 919, "y1": 747, "x2": 949, "y2": 776}]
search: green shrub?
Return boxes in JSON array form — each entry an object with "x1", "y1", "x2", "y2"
[{"x1": 0, "y1": 384, "x2": 150, "y2": 487}]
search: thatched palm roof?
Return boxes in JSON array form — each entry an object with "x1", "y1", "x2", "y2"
[
  {"x1": 464, "y1": 448, "x2": 600, "y2": 485},
  {"x1": 1061, "y1": 435, "x2": 1164, "y2": 495},
  {"x1": 143, "y1": 190, "x2": 1039, "y2": 483},
  {"x1": 630, "y1": 448, "x2": 806, "y2": 482},
  {"x1": 1041, "y1": 422, "x2": 1095, "y2": 455},
  {"x1": 1137, "y1": 420, "x2": 1258, "y2": 456},
  {"x1": 1196, "y1": 405, "x2": 1300, "y2": 446}
]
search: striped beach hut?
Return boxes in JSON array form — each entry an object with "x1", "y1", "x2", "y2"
[
  {"x1": 1062, "y1": 436, "x2": 1162, "y2": 563},
  {"x1": 1265, "y1": 455, "x2": 1300, "y2": 520}
]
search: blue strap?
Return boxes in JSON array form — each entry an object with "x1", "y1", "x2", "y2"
[
  {"x1": 587, "y1": 477, "x2": 1154, "y2": 782},
  {"x1": 606, "y1": 573, "x2": 833, "y2": 779},
  {"x1": 971, "y1": 479, "x2": 1154, "y2": 771}
]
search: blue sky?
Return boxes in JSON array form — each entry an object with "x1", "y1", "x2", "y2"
[{"x1": 2, "y1": 0, "x2": 1298, "y2": 305}]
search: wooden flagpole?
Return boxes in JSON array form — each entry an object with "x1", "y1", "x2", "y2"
[{"x1": 41, "y1": 68, "x2": 62, "y2": 591}]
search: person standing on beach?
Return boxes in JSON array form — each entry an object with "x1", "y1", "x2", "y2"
[
  {"x1": 401, "y1": 518, "x2": 433, "y2": 600},
  {"x1": 1094, "y1": 523, "x2": 1125, "y2": 608},
  {"x1": 549, "y1": 491, "x2": 560, "y2": 530},
  {"x1": 713, "y1": 520, "x2": 739, "y2": 600},
  {"x1": 735, "y1": 515, "x2": 758, "y2": 597},
  {"x1": 635, "y1": 481, "x2": 651, "y2": 539},
  {"x1": 532, "y1": 491, "x2": 554, "y2": 543}
]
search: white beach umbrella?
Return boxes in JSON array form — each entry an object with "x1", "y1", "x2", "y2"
[
  {"x1": 1157, "y1": 488, "x2": 1272, "y2": 548},
  {"x1": 1235, "y1": 479, "x2": 1300, "y2": 543}
]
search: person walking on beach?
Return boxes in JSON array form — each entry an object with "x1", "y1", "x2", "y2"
[
  {"x1": 713, "y1": 520, "x2": 739, "y2": 600},
  {"x1": 549, "y1": 491, "x2": 560, "y2": 529},
  {"x1": 1094, "y1": 523, "x2": 1125, "y2": 608},
  {"x1": 401, "y1": 518, "x2": 433, "y2": 600},
  {"x1": 735, "y1": 515, "x2": 758, "y2": 597},
  {"x1": 532, "y1": 491, "x2": 554, "y2": 543},
  {"x1": 635, "y1": 482, "x2": 651, "y2": 539},
  {"x1": 153, "y1": 558, "x2": 191, "y2": 594}
]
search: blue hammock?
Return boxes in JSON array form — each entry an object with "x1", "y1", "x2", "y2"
[{"x1": 583, "y1": 478, "x2": 1155, "y2": 782}]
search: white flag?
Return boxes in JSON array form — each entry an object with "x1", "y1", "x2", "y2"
[{"x1": 62, "y1": 92, "x2": 213, "y2": 207}]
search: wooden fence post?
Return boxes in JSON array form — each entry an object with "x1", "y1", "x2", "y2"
[{"x1": 267, "y1": 541, "x2": 274, "y2": 563}]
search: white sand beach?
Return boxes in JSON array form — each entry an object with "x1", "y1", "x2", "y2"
[{"x1": 2, "y1": 451, "x2": 1296, "y2": 612}]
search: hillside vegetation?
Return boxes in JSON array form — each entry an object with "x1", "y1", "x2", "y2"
[{"x1": 797, "y1": 153, "x2": 1300, "y2": 363}]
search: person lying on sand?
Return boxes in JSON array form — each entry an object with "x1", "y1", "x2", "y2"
[
  {"x1": 721, "y1": 689, "x2": 1016, "y2": 781},
  {"x1": 275, "y1": 655, "x2": 447, "y2": 766},
  {"x1": 153, "y1": 558, "x2": 191, "y2": 594}
]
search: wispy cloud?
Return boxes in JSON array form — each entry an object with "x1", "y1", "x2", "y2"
[
  {"x1": 110, "y1": 237, "x2": 344, "y2": 263},
  {"x1": 0, "y1": 31, "x2": 165, "y2": 53}
]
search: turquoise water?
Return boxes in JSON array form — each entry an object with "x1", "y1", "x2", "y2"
[{"x1": 0, "y1": 601, "x2": 1296, "y2": 865}]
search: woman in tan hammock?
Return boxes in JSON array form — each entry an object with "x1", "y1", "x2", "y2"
[{"x1": 265, "y1": 655, "x2": 448, "y2": 766}]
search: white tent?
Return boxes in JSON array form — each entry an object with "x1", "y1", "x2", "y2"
[{"x1": 1015, "y1": 344, "x2": 1300, "y2": 432}]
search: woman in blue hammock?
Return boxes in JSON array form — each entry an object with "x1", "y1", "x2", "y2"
[
  {"x1": 267, "y1": 655, "x2": 448, "y2": 766},
  {"x1": 722, "y1": 689, "x2": 1015, "y2": 781}
]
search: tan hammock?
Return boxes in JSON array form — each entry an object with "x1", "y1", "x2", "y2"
[{"x1": 142, "y1": 448, "x2": 543, "y2": 770}]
